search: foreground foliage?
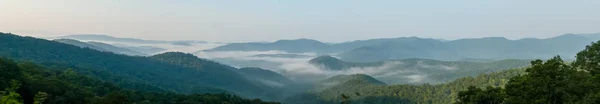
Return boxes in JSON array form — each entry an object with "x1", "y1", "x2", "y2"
[{"x1": 456, "y1": 40, "x2": 600, "y2": 104}]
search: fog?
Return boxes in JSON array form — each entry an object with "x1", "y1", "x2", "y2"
[
  {"x1": 195, "y1": 50, "x2": 440, "y2": 84},
  {"x1": 67, "y1": 39, "x2": 460, "y2": 84}
]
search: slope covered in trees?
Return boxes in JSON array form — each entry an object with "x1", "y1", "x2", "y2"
[
  {"x1": 456, "y1": 40, "x2": 600, "y2": 104},
  {"x1": 0, "y1": 57, "x2": 279, "y2": 104},
  {"x1": 54, "y1": 39, "x2": 148, "y2": 56},
  {"x1": 283, "y1": 69, "x2": 524, "y2": 104},
  {"x1": 284, "y1": 40, "x2": 600, "y2": 104},
  {"x1": 0, "y1": 33, "x2": 283, "y2": 100},
  {"x1": 0, "y1": 58, "x2": 275, "y2": 104},
  {"x1": 55, "y1": 34, "x2": 207, "y2": 44}
]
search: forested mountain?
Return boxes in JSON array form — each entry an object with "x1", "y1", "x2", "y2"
[
  {"x1": 5, "y1": 31, "x2": 599, "y2": 104},
  {"x1": 313, "y1": 74, "x2": 387, "y2": 92},
  {"x1": 54, "y1": 39, "x2": 148, "y2": 56},
  {"x1": 455, "y1": 41, "x2": 600, "y2": 104},
  {"x1": 309, "y1": 56, "x2": 356, "y2": 70},
  {"x1": 308, "y1": 56, "x2": 530, "y2": 84},
  {"x1": 207, "y1": 39, "x2": 333, "y2": 54},
  {"x1": 0, "y1": 57, "x2": 279, "y2": 104},
  {"x1": 56, "y1": 34, "x2": 207, "y2": 44},
  {"x1": 208, "y1": 33, "x2": 600, "y2": 62},
  {"x1": 237, "y1": 67, "x2": 295, "y2": 88},
  {"x1": 0, "y1": 33, "x2": 287, "y2": 101},
  {"x1": 284, "y1": 40, "x2": 600, "y2": 104},
  {"x1": 115, "y1": 45, "x2": 166, "y2": 55},
  {"x1": 340, "y1": 34, "x2": 600, "y2": 62},
  {"x1": 283, "y1": 67, "x2": 525, "y2": 104}
]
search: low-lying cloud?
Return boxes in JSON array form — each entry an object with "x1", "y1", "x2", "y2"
[{"x1": 195, "y1": 50, "x2": 440, "y2": 84}]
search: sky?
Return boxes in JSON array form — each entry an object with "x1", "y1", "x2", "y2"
[{"x1": 1, "y1": 0, "x2": 599, "y2": 43}]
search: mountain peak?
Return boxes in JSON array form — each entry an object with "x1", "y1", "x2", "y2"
[
  {"x1": 322, "y1": 74, "x2": 387, "y2": 86},
  {"x1": 309, "y1": 55, "x2": 341, "y2": 63},
  {"x1": 152, "y1": 52, "x2": 196, "y2": 58},
  {"x1": 309, "y1": 56, "x2": 348, "y2": 70},
  {"x1": 274, "y1": 38, "x2": 325, "y2": 44}
]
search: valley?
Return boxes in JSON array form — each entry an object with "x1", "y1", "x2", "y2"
[{"x1": 2, "y1": 32, "x2": 599, "y2": 103}]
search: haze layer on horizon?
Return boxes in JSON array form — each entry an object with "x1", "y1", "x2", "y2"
[{"x1": 1, "y1": 0, "x2": 599, "y2": 43}]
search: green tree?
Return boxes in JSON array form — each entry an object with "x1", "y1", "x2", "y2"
[
  {"x1": 0, "y1": 58, "x2": 22, "y2": 89},
  {"x1": 574, "y1": 40, "x2": 600, "y2": 75},
  {"x1": 504, "y1": 57, "x2": 574, "y2": 104},
  {"x1": 33, "y1": 92, "x2": 48, "y2": 104},
  {"x1": 0, "y1": 81, "x2": 23, "y2": 104},
  {"x1": 456, "y1": 86, "x2": 505, "y2": 104}
]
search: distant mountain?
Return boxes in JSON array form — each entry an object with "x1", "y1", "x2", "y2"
[
  {"x1": 54, "y1": 39, "x2": 147, "y2": 56},
  {"x1": 86, "y1": 41, "x2": 148, "y2": 56},
  {"x1": 207, "y1": 33, "x2": 599, "y2": 62},
  {"x1": 56, "y1": 34, "x2": 207, "y2": 44},
  {"x1": 207, "y1": 39, "x2": 332, "y2": 54},
  {"x1": 308, "y1": 56, "x2": 367, "y2": 70},
  {"x1": 118, "y1": 45, "x2": 166, "y2": 55},
  {"x1": 339, "y1": 33, "x2": 600, "y2": 62},
  {"x1": 331, "y1": 37, "x2": 439, "y2": 52},
  {"x1": 0, "y1": 33, "x2": 283, "y2": 100},
  {"x1": 252, "y1": 54, "x2": 312, "y2": 58},
  {"x1": 307, "y1": 56, "x2": 530, "y2": 84},
  {"x1": 171, "y1": 42, "x2": 194, "y2": 46}
]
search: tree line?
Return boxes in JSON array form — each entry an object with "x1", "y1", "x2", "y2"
[
  {"x1": 0, "y1": 57, "x2": 279, "y2": 104},
  {"x1": 456, "y1": 40, "x2": 600, "y2": 104}
]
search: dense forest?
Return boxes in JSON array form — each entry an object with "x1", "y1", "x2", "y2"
[
  {"x1": 283, "y1": 67, "x2": 525, "y2": 104},
  {"x1": 284, "y1": 41, "x2": 600, "y2": 104},
  {"x1": 0, "y1": 57, "x2": 279, "y2": 104},
  {"x1": 455, "y1": 40, "x2": 600, "y2": 104},
  {"x1": 0, "y1": 33, "x2": 285, "y2": 101}
]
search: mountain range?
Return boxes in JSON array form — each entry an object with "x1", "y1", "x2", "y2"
[
  {"x1": 208, "y1": 33, "x2": 600, "y2": 62},
  {"x1": 54, "y1": 34, "x2": 208, "y2": 45},
  {"x1": 4, "y1": 32, "x2": 599, "y2": 103},
  {"x1": 54, "y1": 39, "x2": 149, "y2": 56}
]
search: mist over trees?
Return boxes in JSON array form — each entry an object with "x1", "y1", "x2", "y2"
[{"x1": 2, "y1": 32, "x2": 600, "y2": 104}]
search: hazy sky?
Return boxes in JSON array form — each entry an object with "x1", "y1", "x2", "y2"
[{"x1": 1, "y1": 0, "x2": 599, "y2": 42}]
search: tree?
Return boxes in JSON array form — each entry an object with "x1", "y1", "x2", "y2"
[
  {"x1": 0, "y1": 81, "x2": 23, "y2": 104},
  {"x1": 456, "y1": 86, "x2": 505, "y2": 104},
  {"x1": 33, "y1": 92, "x2": 48, "y2": 104},
  {"x1": 574, "y1": 40, "x2": 600, "y2": 75},
  {"x1": 0, "y1": 58, "x2": 22, "y2": 89}
]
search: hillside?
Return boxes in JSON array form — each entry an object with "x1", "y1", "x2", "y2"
[
  {"x1": 309, "y1": 56, "x2": 356, "y2": 70},
  {"x1": 0, "y1": 33, "x2": 282, "y2": 100},
  {"x1": 0, "y1": 57, "x2": 279, "y2": 104},
  {"x1": 237, "y1": 67, "x2": 295, "y2": 88},
  {"x1": 283, "y1": 68, "x2": 526, "y2": 104},
  {"x1": 56, "y1": 34, "x2": 207, "y2": 44},
  {"x1": 314, "y1": 74, "x2": 387, "y2": 92},
  {"x1": 54, "y1": 39, "x2": 148, "y2": 56}
]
